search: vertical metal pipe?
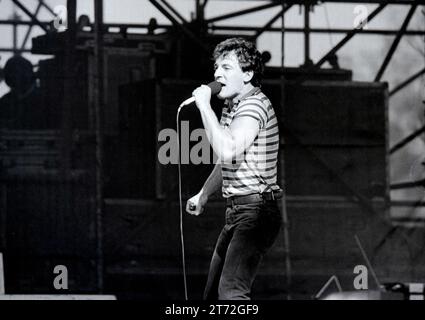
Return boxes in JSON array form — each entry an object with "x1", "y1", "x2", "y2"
[
  {"x1": 61, "y1": 0, "x2": 76, "y2": 175},
  {"x1": 196, "y1": 0, "x2": 201, "y2": 21},
  {"x1": 20, "y1": 1, "x2": 43, "y2": 51},
  {"x1": 281, "y1": 4, "x2": 285, "y2": 70},
  {"x1": 93, "y1": 0, "x2": 105, "y2": 294},
  {"x1": 12, "y1": 10, "x2": 18, "y2": 55},
  {"x1": 304, "y1": 3, "x2": 311, "y2": 66}
]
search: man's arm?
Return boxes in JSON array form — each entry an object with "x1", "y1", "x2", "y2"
[
  {"x1": 186, "y1": 162, "x2": 222, "y2": 216},
  {"x1": 193, "y1": 85, "x2": 260, "y2": 163},
  {"x1": 200, "y1": 162, "x2": 222, "y2": 200}
]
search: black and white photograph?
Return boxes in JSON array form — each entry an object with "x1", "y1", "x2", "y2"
[{"x1": 0, "y1": 0, "x2": 424, "y2": 313}]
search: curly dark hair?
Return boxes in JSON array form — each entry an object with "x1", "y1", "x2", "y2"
[{"x1": 213, "y1": 37, "x2": 264, "y2": 87}]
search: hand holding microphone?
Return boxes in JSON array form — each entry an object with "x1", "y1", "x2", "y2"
[{"x1": 180, "y1": 81, "x2": 222, "y2": 108}]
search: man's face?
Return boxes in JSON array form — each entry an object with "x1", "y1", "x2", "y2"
[{"x1": 214, "y1": 51, "x2": 251, "y2": 100}]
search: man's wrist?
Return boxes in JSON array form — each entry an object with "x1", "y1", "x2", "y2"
[{"x1": 200, "y1": 191, "x2": 209, "y2": 202}]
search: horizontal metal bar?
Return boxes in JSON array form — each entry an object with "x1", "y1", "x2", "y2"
[
  {"x1": 1, "y1": 20, "x2": 424, "y2": 36},
  {"x1": 210, "y1": 25, "x2": 425, "y2": 35},
  {"x1": 0, "y1": 20, "x2": 49, "y2": 26},
  {"x1": 390, "y1": 178, "x2": 425, "y2": 190},
  {"x1": 391, "y1": 201, "x2": 425, "y2": 207},
  {"x1": 239, "y1": 0, "x2": 425, "y2": 4},
  {"x1": 0, "y1": 47, "x2": 32, "y2": 52},
  {"x1": 206, "y1": 3, "x2": 281, "y2": 23}
]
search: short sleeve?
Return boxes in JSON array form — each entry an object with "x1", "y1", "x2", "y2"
[{"x1": 233, "y1": 98, "x2": 268, "y2": 129}]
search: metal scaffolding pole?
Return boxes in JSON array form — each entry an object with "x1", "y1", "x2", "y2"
[
  {"x1": 12, "y1": 10, "x2": 19, "y2": 55},
  {"x1": 390, "y1": 179, "x2": 425, "y2": 190},
  {"x1": 61, "y1": 0, "x2": 76, "y2": 176},
  {"x1": 206, "y1": 2, "x2": 281, "y2": 23},
  {"x1": 250, "y1": 3, "x2": 292, "y2": 41},
  {"x1": 389, "y1": 125, "x2": 425, "y2": 154},
  {"x1": 209, "y1": 25, "x2": 425, "y2": 35},
  {"x1": 11, "y1": 0, "x2": 49, "y2": 32},
  {"x1": 283, "y1": 0, "x2": 423, "y2": 4},
  {"x1": 390, "y1": 67, "x2": 425, "y2": 96},
  {"x1": 20, "y1": 1, "x2": 43, "y2": 51},
  {"x1": 374, "y1": 4, "x2": 418, "y2": 81},
  {"x1": 94, "y1": 0, "x2": 105, "y2": 294},
  {"x1": 304, "y1": 3, "x2": 312, "y2": 66},
  {"x1": 149, "y1": 0, "x2": 209, "y2": 52},
  {"x1": 251, "y1": 9, "x2": 284, "y2": 41},
  {"x1": 0, "y1": 48, "x2": 32, "y2": 52},
  {"x1": 159, "y1": 0, "x2": 188, "y2": 24},
  {"x1": 315, "y1": 3, "x2": 387, "y2": 68}
]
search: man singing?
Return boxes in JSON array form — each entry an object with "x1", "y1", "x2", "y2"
[{"x1": 186, "y1": 37, "x2": 282, "y2": 300}]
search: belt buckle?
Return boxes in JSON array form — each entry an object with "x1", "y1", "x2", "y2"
[{"x1": 271, "y1": 192, "x2": 275, "y2": 200}]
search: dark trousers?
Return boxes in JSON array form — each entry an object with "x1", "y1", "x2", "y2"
[{"x1": 203, "y1": 199, "x2": 282, "y2": 300}]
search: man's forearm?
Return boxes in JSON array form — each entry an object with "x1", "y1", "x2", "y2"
[
  {"x1": 199, "y1": 105, "x2": 234, "y2": 162},
  {"x1": 200, "y1": 162, "x2": 222, "y2": 199}
]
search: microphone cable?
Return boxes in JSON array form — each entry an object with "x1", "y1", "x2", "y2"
[{"x1": 176, "y1": 105, "x2": 188, "y2": 300}]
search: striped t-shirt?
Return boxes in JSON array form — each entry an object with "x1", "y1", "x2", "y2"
[{"x1": 219, "y1": 87, "x2": 281, "y2": 198}]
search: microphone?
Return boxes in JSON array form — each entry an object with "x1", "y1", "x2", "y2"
[{"x1": 179, "y1": 81, "x2": 222, "y2": 107}]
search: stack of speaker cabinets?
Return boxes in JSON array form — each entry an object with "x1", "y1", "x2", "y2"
[
  {"x1": 0, "y1": 129, "x2": 98, "y2": 293},
  {"x1": 263, "y1": 79, "x2": 390, "y2": 298}
]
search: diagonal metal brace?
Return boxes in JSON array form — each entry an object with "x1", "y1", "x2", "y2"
[
  {"x1": 374, "y1": 3, "x2": 418, "y2": 81},
  {"x1": 389, "y1": 125, "x2": 425, "y2": 154},
  {"x1": 390, "y1": 67, "x2": 425, "y2": 96},
  {"x1": 11, "y1": 0, "x2": 49, "y2": 33},
  {"x1": 251, "y1": 3, "x2": 292, "y2": 41},
  {"x1": 315, "y1": 3, "x2": 387, "y2": 68},
  {"x1": 149, "y1": 0, "x2": 209, "y2": 53},
  {"x1": 20, "y1": 0, "x2": 44, "y2": 50}
]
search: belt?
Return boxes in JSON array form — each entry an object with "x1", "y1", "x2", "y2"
[{"x1": 226, "y1": 191, "x2": 283, "y2": 206}]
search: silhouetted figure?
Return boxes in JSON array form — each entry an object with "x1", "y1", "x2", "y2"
[
  {"x1": 327, "y1": 53, "x2": 340, "y2": 70},
  {"x1": 77, "y1": 14, "x2": 90, "y2": 31},
  {"x1": 261, "y1": 51, "x2": 272, "y2": 65},
  {"x1": 0, "y1": 55, "x2": 48, "y2": 129},
  {"x1": 147, "y1": 18, "x2": 157, "y2": 35}
]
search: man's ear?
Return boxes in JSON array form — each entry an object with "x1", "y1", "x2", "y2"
[{"x1": 243, "y1": 70, "x2": 254, "y2": 83}]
